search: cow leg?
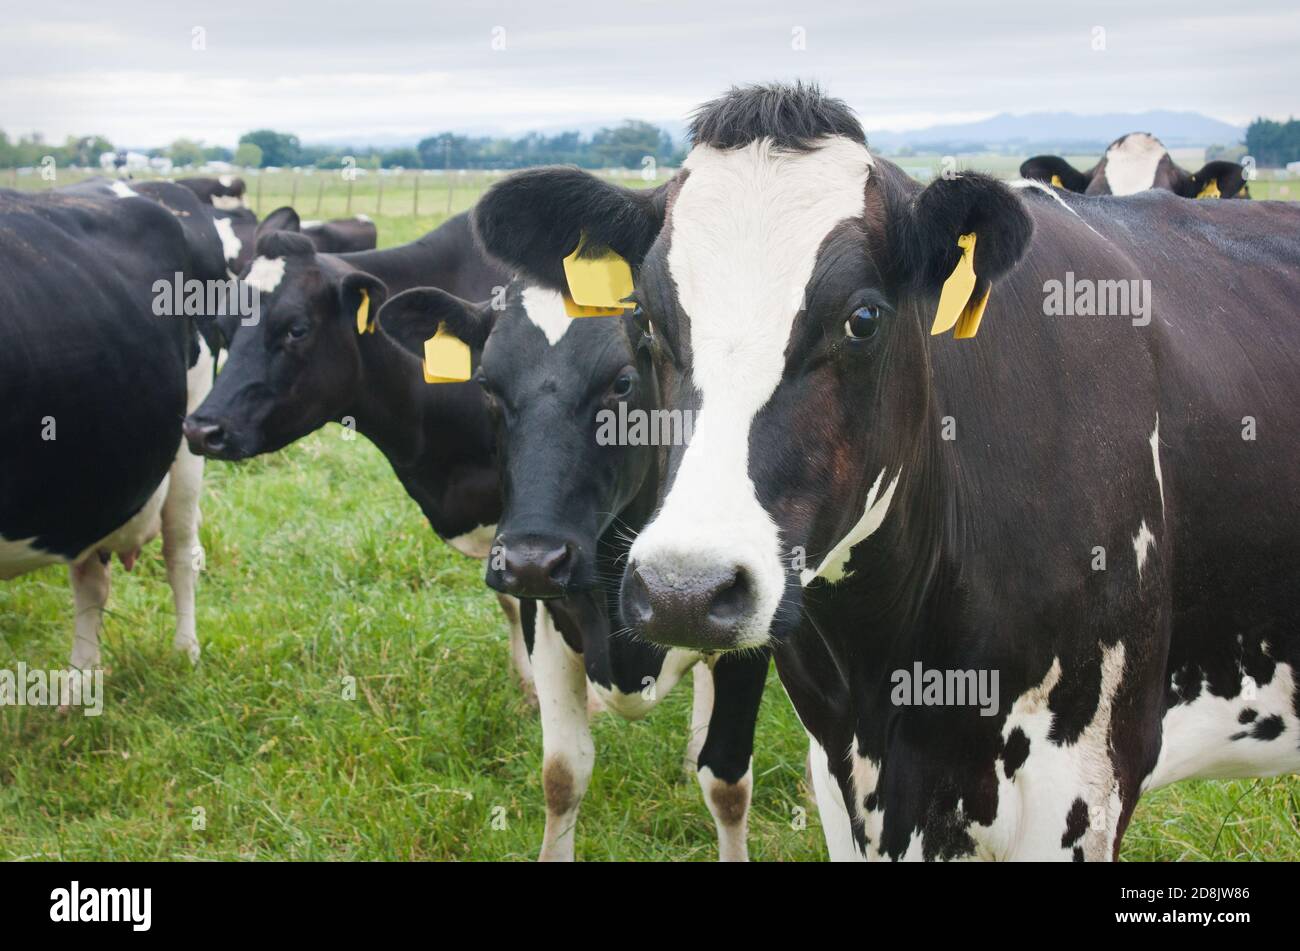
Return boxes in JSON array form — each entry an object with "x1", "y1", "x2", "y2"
[
  {"x1": 69, "y1": 555, "x2": 111, "y2": 670},
  {"x1": 495, "y1": 594, "x2": 536, "y2": 704},
  {"x1": 534, "y1": 607, "x2": 593, "y2": 862},
  {"x1": 162, "y1": 336, "x2": 213, "y2": 664},
  {"x1": 682, "y1": 660, "x2": 715, "y2": 773},
  {"x1": 807, "y1": 735, "x2": 863, "y2": 861},
  {"x1": 694, "y1": 651, "x2": 768, "y2": 862}
]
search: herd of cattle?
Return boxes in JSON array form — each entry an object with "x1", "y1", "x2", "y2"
[{"x1": 3, "y1": 83, "x2": 1297, "y2": 861}]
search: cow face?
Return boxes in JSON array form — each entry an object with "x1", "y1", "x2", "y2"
[
  {"x1": 1020, "y1": 133, "x2": 1250, "y2": 198},
  {"x1": 378, "y1": 281, "x2": 657, "y2": 599},
  {"x1": 472, "y1": 84, "x2": 1032, "y2": 650},
  {"x1": 183, "y1": 231, "x2": 386, "y2": 459}
]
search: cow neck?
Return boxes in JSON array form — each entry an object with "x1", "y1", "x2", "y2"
[{"x1": 347, "y1": 329, "x2": 432, "y2": 469}]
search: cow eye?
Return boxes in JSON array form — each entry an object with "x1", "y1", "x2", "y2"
[
  {"x1": 844, "y1": 305, "x2": 881, "y2": 341},
  {"x1": 609, "y1": 371, "x2": 634, "y2": 399},
  {"x1": 286, "y1": 323, "x2": 310, "y2": 341}
]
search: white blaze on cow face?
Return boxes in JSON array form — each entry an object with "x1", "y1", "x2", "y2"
[
  {"x1": 520, "y1": 286, "x2": 572, "y2": 346},
  {"x1": 1100, "y1": 133, "x2": 1167, "y2": 196},
  {"x1": 245, "y1": 256, "x2": 286, "y2": 294},
  {"x1": 628, "y1": 136, "x2": 873, "y2": 646}
]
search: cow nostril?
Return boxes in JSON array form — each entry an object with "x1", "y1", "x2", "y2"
[
  {"x1": 708, "y1": 567, "x2": 753, "y2": 624},
  {"x1": 623, "y1": 567, "x2": 653, "y2": 625},
  {"x1": 543, "y1": 543, "x2": 572, "y2": 580}
]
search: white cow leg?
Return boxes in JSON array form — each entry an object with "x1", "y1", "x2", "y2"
[
  {"x1": 162, "y1": 439, "x2": 205, "y2": 664},
  {"x1": 69, "y1": 555, "x2": 111, "y2": 669},
  {"x1": 807, "y1": 735, "x2": 863, "y2": 861},
  {"x1": 698, "y1": 763, "x2": 752, "y2": 862},
  {"x1": 534, "y1": 608, "x2": 593, "y2": 862},
  {"x1": 683, "y1": 659, "x2": 714, "y2": 773},
  {"x1": 495, "y1": 594, "x2": 536, "y2": 704}
]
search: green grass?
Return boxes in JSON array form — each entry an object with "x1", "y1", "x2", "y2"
[{"x1": 1, "y1": 182, "x2": 1297, "y2": 862}]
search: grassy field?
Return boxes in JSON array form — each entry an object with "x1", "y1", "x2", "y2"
[{"x1": 1, "y1": 176, "x2": 1297, "y2": 862}]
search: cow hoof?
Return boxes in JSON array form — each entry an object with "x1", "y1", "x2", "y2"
[{"x1": 175, "y1": 639, "x2": 201, "y2": 665}]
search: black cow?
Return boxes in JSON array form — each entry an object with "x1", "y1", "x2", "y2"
[
  {"x1": 1020, "y1": 132, "x2": 1250, "y2": 198},
  {"x1": 179, "y1": 216, "x2": 540, "y2": 691},
  {"x1": 378, "y1": 279, "x2": 770, "y2": 860},
  {"x1": 469, "y1": 82, "x2": 1300, "y2": 860},
  {"x1": 1, "y1": 182, "x2": 228, "y2": 667},
  {"x1": 176, "y1": 174, "x2": 248, "y2": 210}
]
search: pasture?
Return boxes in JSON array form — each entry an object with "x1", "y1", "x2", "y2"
[{"x1": 2, "y1": 172, "x2": 1298, "y2": 862}]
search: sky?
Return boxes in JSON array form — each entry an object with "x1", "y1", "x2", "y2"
[{"x1": 2, "y1": 0, "x2": 1297, "y2": 148}]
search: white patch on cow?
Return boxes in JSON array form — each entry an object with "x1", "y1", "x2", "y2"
[
  {"x1": 446, "y1": 523, "x2": 496, "y2": 559},
  {"x1": 1145, "y1": 659, "x2": 1300, "y2": 790},
  {"x1": 213, "y1": 216, "x2": 242, "y2": 264},
  {"x1": 1100, "y1": 133, "x2": 1166, "y2": 196},
  {"x1": 1149, "y1": 416, "x2": 1164, "y2": 517},
  {"x1": 588, "y1": 647, "x2": 696, "y2": 719},
  {"x1": 698, "y1": 763, "x2": 752, "y2": 862},
  {"x1": 628, "y1": 136, "x2": 873, "y2": 646},
  {"x1": 520, "y1": 285, "x2": 572, "y2": 347},
  {"x1": 218, "y1": 175, "x2": 234, "y2": 187},
  {"x1": 300, "y1": 219, "x2": 323, "y2": 230},
  {"x1": 0, "y1": 535, "x2": 59, "y2": 579},
  {"x1": 211, "y1": 195, "x2": 244, "y2": 211},
  {"x1": 110, "y1": 181, "x2": 137, "y2": 198},
  {"x1": 801, "y1": 468, "x2": 901, "y2": 585},
  {"x1": 245, "y1": 256, "x2": 286, "y2": 294},
  {"x1": 806, "y1": 735, "x2": 864, "y2": 861},
  {"x1": 1133, "y1": 520, "x2": 1155, "y2": 578},
  {"x1": 355, "y1": 213, "x2": 372, "y2": 223},
  {"x1": 978, "y1": 645, "x2": 1126, "y2": 860}
]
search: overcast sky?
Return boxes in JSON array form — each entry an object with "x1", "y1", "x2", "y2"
[{"x1": 2, "y1": 0, "x2": 1297, "y2": 148}]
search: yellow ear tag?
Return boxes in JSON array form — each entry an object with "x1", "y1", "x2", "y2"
[
  {"x1": 932, "y1": 233, "x2": 978, "y2": 336},
  {"x1": 422, "y1": 324, "x2": 471, "y2": 384},
  {"x1": 1196, "y1": 178, "x2": 1221, "y2": 199},
  {"x1": 562, "y1": 234, "x2": 633, "y2": 317},
  {"x1": 562, "y1": 296, "x2": 626, "y2": 318},
  {"x1": 355, "y1": 288, "x2": 373, "y2": 334},
  {"x1": 1050, "y1": 174, "x2": 1064, "y2": 189},
  {"x1": 954, "y1": 283, "x2": 991, "y2": 339}
]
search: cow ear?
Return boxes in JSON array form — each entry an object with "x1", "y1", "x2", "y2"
[
  {"x1": 1185, "y1": 161, "x2": 1248, "y2": 199},
  {"x1": 905, "y1": 173, "x2": 1034, "y2": 340},
  {"x1": 1018, "y1": 155, "x2": 1090, "y2": 193},
  {"x1": 339, "y1": 271, "x2": 389, "y2": 335},
  {"x1": 472, "y1": 166, "x2": 668, "y2": 294},
  {"x1": 255, "y1": 206, "x2": 301, "y2": 244},
  {"x1": 377, "y1": 287, "x2": 495, "y2": 355}
]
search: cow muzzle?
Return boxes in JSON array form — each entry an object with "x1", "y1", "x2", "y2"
[
  {"x1": 485, "y1": 533, "x2": 580, "y2": 599},
  {"x1": 621, "y1": 556, "x2": 763, "y2": 651}
]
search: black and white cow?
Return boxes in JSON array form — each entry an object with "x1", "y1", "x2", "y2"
[
  {"x1": 197, "y1": 205, "x2": 380, "y2": 279},
  {"x1": 1, "y1": 182, "x2": 227, "y2": 667},
  {"x1": 378, "y1": 279, "x2": 770, "y2": 860},
  {"x1": 467, "y1": 82, "x2": 1300, "y2": 860},
  {"x1": 1020, "y1": 133, "x2": 1250, "y2": 198},
  {"x1": 176, "y1": 174, "x2": 249, "y2": 210},
  {"x1": 179, "y1": 216, "x2": 538, "y2": 687}
]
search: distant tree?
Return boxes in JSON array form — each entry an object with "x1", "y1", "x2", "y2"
[
  {"x1": 233, "y1": 142, "x2": 263, "y2": 168},
  {"x1": 417, "y1": 132, "x2": 473, "y2": 169},
  {"x1": 66, "y1": 135, "x2": 113, "y2": 167},
  {"x1": 382, "y1": 147, "x2": 421, "y2": 169},
  {"x1": 203, "y1": 144, "x2": 234, "y2": 163},
  {"x1": 591, "y1": 121, "x2": 674, "y2": 168},
  {"x1": 1245, "y1": 118, "x2": 1300, "y2": 167},
  {"x1": 168, "y1": 138, "x2": 207, "y2": 167},
  {"x1": 238, "y1": 129, "x2": 301, "y2": 167}
]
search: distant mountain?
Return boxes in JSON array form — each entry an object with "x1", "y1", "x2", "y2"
[{"x1": 867, "y1": 111, "x2": 1245, "y2": 154}]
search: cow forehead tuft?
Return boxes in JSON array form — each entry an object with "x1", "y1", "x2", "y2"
[{"x1": 245, "y1": 256, "x2": 287, "y2": 293}]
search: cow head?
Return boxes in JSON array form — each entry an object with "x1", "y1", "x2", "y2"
[
  {"x1": 473, "y1": 83, "x2": 1033, "y2": 650},
  {"x1": 377, "y1": 280, "x2": 658, "y2": 599},
  {"x1": 182, "y1": 230, "x2": 387, "y2": 459},
  {"x1": 1020, "y1": 133, "x2": 1250, "y2": 198}
]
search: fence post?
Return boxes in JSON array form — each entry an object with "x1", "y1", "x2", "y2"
[
  {"x1": 255, "y1": 172, "x2": 263, "y2": 215},
  {"x1": 413, "y1": 174, "x2": 419, "y2": 217},
  {"x1": 314, "y1": 179, "x2": 324, "y2": 215},
  {"x1": 290, "y1": 171, "x2": 299, "y2": 209},
  {"x1": 376, "y1": 175, "x2": 383, "y2": 215},
  {"x1": 445, "y1": 177, "x2": 454, "y2": 215},
  {"x1": 346, "y1": 177, "x2": 353, "y2": 215}
]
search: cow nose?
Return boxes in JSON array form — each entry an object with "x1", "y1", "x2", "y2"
[
  {"x1": 182, "y1": 418, "x2": 226, "y2": 456},
  {"x1": 487, "y1": 536, "x2": 575, "y2": 598},
  {"x1": 621, "y1": 561, "x2": 755, "y2": 650}
]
